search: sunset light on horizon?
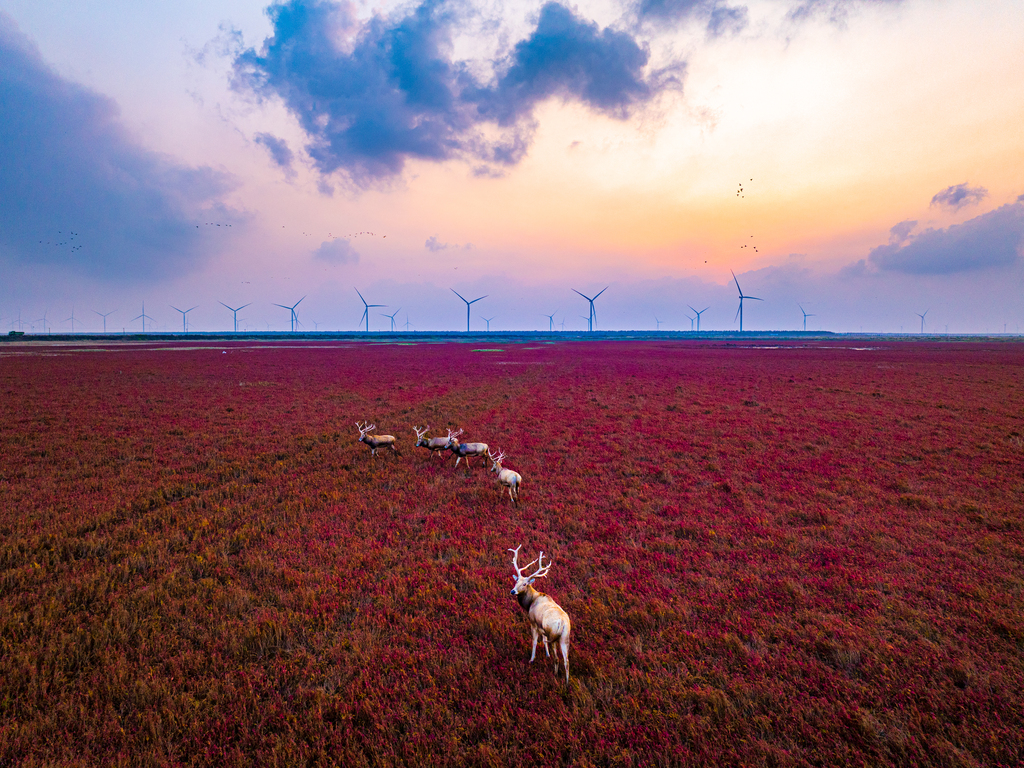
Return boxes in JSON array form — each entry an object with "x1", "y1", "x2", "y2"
[{"x1": 2, "y1": 0, "x2": 1022, "y2": 333}]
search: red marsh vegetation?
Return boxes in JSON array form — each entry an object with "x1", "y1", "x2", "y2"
[{"x1": 1, "y1": 339, "x2": 1022, "y2": 766}]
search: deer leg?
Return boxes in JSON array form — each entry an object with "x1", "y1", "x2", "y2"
[
  {"x1": 561, "y1": 640, "x2": 570, "y2": 683},
  {"x1": 530, "y1": 627, "x2": 539, "y2": 662}
]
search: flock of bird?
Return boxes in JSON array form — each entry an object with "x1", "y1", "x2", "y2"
[{"x1": 355, "y1": 421, "x2": 572, "y2": 682}]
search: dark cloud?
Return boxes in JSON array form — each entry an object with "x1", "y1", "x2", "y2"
[
  {"x1": 634, "y1": 0, "x2": 748, "y2": 38},
  {"x1": 313, "y1": 238, "x2": 359, "y2": 264},
  {"x1": 930, "y1": 183, "x2": 988, "y2": 211},
  {"x1": 868, "y1": 201, "x2": 1024, "y2": 275},
  {"x1": 0, "y1": 13, "x2": 236, "y2": 280},
  {"x1": 234, "y1": 0, "x2": 673, "y2": 185},
  {"x1": 254, "y1": 132, "x2": 296, "y2": 176}
]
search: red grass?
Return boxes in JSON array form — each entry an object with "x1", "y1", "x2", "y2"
[{"x1": 1, "y1": 339, "x2": 1022, "y2": 766}]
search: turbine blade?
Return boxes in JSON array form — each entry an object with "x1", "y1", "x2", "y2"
[
  {"x1": 354, "y1": 287, "x2": 367, "y2": 305},
  {"x1": 734, "y1": 303, "x2": 741, "y2": 323},
  {"x1": 572, "y1": 289, "x2": 591, "y2": 301},
  {"x1": 732, "y1": 270, "x2": 742, "y2": 295},
  {"x1": 594, "y1": 286, "x2": 608, "y2": 299},
  {"x1": 451, "y1": 288, "x2": 467, "y2": 303}
]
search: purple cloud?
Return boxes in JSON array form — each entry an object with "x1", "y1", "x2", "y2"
[
  {"x1": 930, "y1": 183, "x2": 989, "y2": 211},
  {"x1": 868, "y1": 201, "x2": 1024, "y2": 274}
]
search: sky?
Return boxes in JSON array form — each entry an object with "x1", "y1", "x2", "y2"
[{"x1": 1, "y1": 0, "x2": 1022, "y2": 334}]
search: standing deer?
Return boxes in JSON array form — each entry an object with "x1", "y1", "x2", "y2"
[
  {"x1": 356, "y1": 422, "x2": 397, "y2": 457},
  {"x1": 414, "y1": 426, "x2": 458, "y2": 459},
  {"x1": 488, "y1": 449, "x2": 522, "y2": 505},
  {"x1": 508, "y1": 545, "x2": 571, "y2": 683},
  {"x1": 446, "y1": 429, "x2": 488, "y2": 469}
]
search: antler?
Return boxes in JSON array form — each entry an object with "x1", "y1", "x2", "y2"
[
  {"x1": 509, "y1": 545, "x2": 551, "y2": 580},
  {"x1": 447, "y1": 427, "x2": 464, "y2": 440},
  {"x1": 413, "y1": 425, "x2": 429, "y2": 438},
  {"x1": 356, "y1": 422, "x2": 375, "y2": 436}
]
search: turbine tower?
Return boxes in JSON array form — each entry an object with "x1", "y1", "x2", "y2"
[
  {"x1": 543, "y1": 312, "x2": 557, "y2": 332},
  {"x1": 686, "y1": 313, "x2": 695, "y2": 331},
  {"x1": 799, "y1": 304, "x2": 816, "y2": 332},
  {"x1": 273, "y1": 297, "x2": 305, "y2": 332},
  {"x1": 355, "y1": 288, "x2": 385, "y2": 332},
  {"x1": 917, "y1": 309, "x2": 929, "y2": 334},
  {"x1": 93, "y1": 309, "x2": 116, "y2": 334},
  {"x1": 132, "y1": 302, "x2": 154, "y2": 332},
  {"x1": 654, "y1": 316, "x2": 663, "y2": 331},
  {"x1": 381, "y1": 308, "x2": 401, "y2": 332},
  {"x1": 482, "y1": 316, "x2": 495, "y2": 332},
  {"x1": 688, "y1": 305, "x2": 709, "y2": 333},
  {"x1": 731, "y1": 271, "x2": 762, "y2": 332},
  {"x1": 451, "y1": 289, "x2": 487, "y2": 332},
  {"x1": 219, "y1": 302, "x2": 251, "y2": 332},
  {"x1": 65, "y1": 307, "x2": 77, "y2": 333},
  {"x1": 171, "y1": 305, "x2": 198, "y2": 333},
  {"x1": 572, "y1": 286, "x2": 608, "y2": 332}
]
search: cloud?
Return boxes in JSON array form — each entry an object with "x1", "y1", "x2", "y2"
[
  {"x1": 425, "y1": 235, "x2": 472, "y2": 251},
  {"x1": 254, "y1": 132, "x2": 296, "y2": 176},
  {"x1": 868, "y1": 201, "x2": 1024, "y2": 274},
  {"x1": 234, "y1": 0, "x2": 674, "y2": 185},
  {"x1": 633, "y1": 0, "x2": 748, "y2": 38},
  {"x1": 787, "y1": 0, "x2": 904, "y2": 26},
  {"x1": 888, "y1": 219, "x2": 917, "y2": 243},
  {"x1": 930, "y1": 183, "x2": 989, "y2": 211},
  {"x1": 0, "y1": 13, "x2": 236, "y2": 281},
  {"x1": 314, "y1": 238, "x2": 359, "y2": 264}
]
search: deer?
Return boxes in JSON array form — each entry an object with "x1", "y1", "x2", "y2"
[
  {"x1": 356, "y1": 422, "x2": 398, "y2": 457},
  {"x1": 446, "y1": 428, "x2": 488, "y2": 469},
  {"x1": 414, "y1": 426, "x2": 459, "y2": 459},
  {"x1": 488, "y1": 449, "x2": 522, "y2": 505},
  {"x1": 508, "y1": 545, "x2": 571, "y2": 683}
]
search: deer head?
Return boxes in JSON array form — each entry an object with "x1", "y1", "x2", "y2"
[
  {"x1": 488, "y1": 448, "x2": 506, "y2": 472},
  {"x1": 356, "y1": 422, "x2": 376, "y2": 441},
  {"x1": 445, "y1": 427, "x2": 464, "y2": 448},
  {"x1": 509, "y1": 545, "x2": 553, "y2": 596},
  {"x1": 413, "y1": 425, "x2": 429, "y2": 445}
]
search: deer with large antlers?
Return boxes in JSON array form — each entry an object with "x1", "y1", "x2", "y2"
[
  {"x1": 446, "y1": 429, "x2": 488, "y2": 469},
  {"x1": 488, "y1": 449, "x2": 522, "y2": 505},
  {"x1": 356, "y1": 422, "x2": 398, "y2": 457},
  {"x1": 508, "y1": 545, "x2": 571, "y2": 683},
  {"x1": 414, "y1": 426, "x2": 459, "y2": 459}
]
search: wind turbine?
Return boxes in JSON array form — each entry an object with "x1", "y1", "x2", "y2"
[
  {"x1": 171, "y1": 305, "x2": 198, "y2": 333},
  {"x1": 132, "y1": 302, "x2": 154, "y2": 332},
  {"x1": 686, "y1": 313, "x2": 695, "y2": 331},
  {"x1": 731, "y1": 271, "x2": 762, "y2": 332},
  {"x1": 688, "y1": 305, "x2": 709, "y2": 333},
  {"x1": 654, "y1": 316, "x2": 663, "y2": 331},
  {"x1": 93, "y1": 309, "x2": 116, "y2": 334},
  {"x1": 543, "y1": 312, "x2": 557, "y2": 332},
  {"x1": 482, "y1": 316, "x2": 496, "y2": 332},
  {"x1": 799, "y1": 304, "x2": 816, "y2": 332},
  {"x1": 572, "y1": 286, "x2": 608, "y2": 332},
  {"x1": 65, "y1": 307, "x2": 78, "y2": 333},
  {"x1": 451, "y1": 289, "x2": 487, "y2": 332},
  {"x1": 403, "y1": 314, "x2": 412, "y2": 332},
  {"x1": 274, "y1": 297, "x2": 305, "y2": 332},
  {"x1": 381, "y1": 308, "x2": 401, "y2": 332},
  {"x1": 917, "y1": 309, "x2": 929, "y2": 334},
  {"x1": 355, "y1": 288, "x2": 385, "y2": 332},
  {"x1": 219, "y1": 301, "x2": 251, "y2": 332},
  {"x1": 33, "y1": 310, "x2": 49, "y2": 334}
]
